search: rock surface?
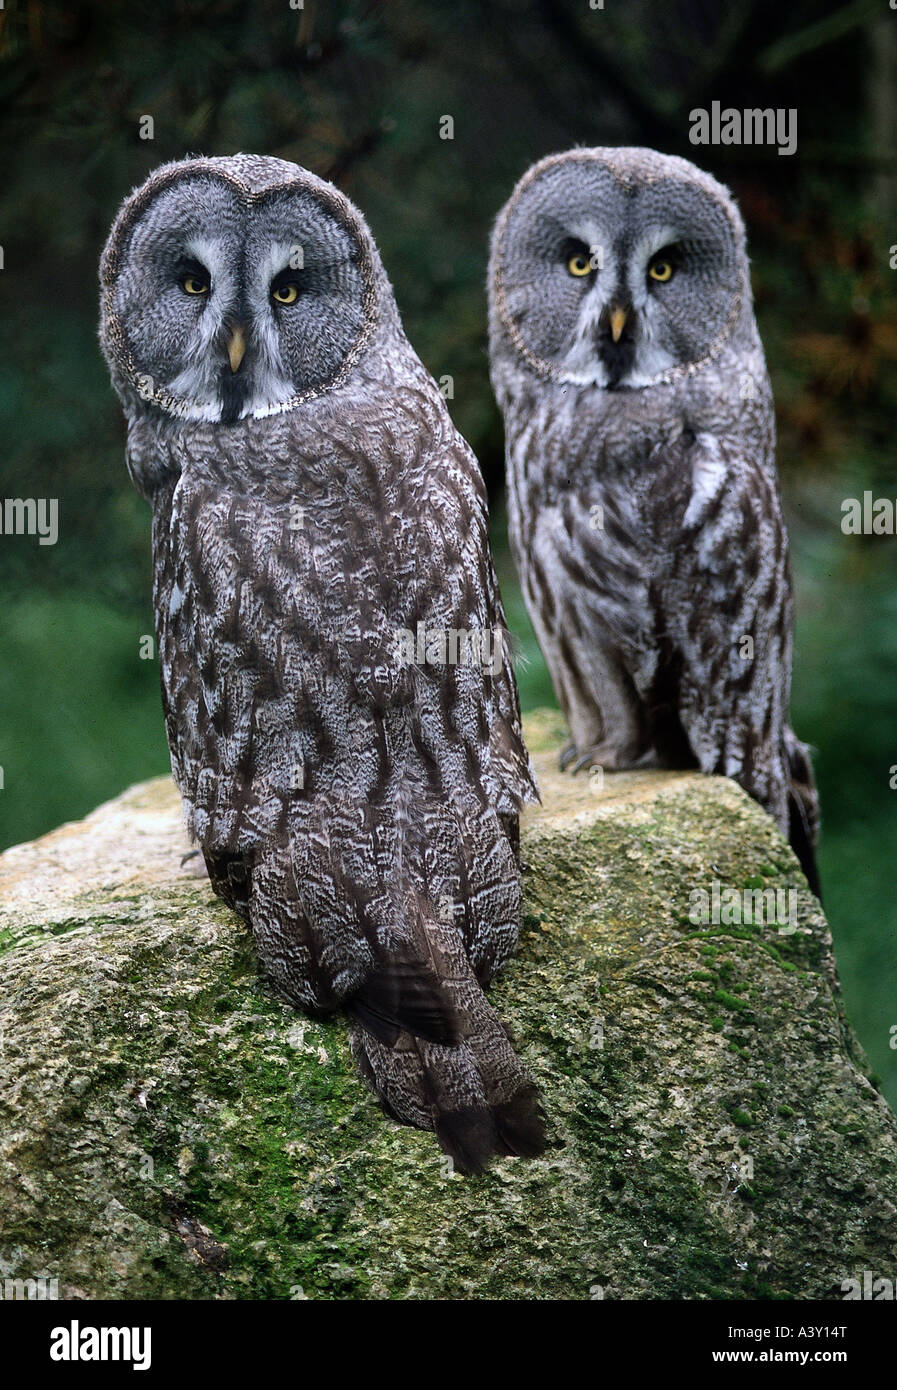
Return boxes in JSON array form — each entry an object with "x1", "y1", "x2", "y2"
[{"x1": 1, "y1": 709, "x2": 895, "y2": 1300}]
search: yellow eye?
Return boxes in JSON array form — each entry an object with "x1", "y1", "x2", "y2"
[
  {"x1": 182, "y1": 275, "x2": 209, "y2": 295},
  {"x1": 567, "y1": 253, "x2": 592, "y2": 278},
  {"x1": 272, "y1": 283, "x2": 300, "y2": 305},
  {"x1": 648, "y1": 259, "x2": 674, "y2": 283}
]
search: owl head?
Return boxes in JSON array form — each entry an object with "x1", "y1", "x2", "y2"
[
  {"x1": 489, "y1": 147, "x2": 753, "y2": 391},
  {"x1": 99, "y1": 155, "x2": 391, "y2": 424}
]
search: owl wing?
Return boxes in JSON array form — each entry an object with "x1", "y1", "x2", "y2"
[
  {"x1": 424, "y1": 425, "x2": 538, "y2": 815},
  {"x1": 379, "y1": 418, "x2": 537, "y2": 978},
  {"x1": 643, "y1": 431, "x2": 820, "y2": 891},
  {"x1": 337, "y1": 423, "x2": 545, "y2": 1166}
]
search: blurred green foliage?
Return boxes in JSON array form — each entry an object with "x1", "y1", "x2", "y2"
[{"x1": 0, "y1": 0, "x2": 893, "y2": 1103}]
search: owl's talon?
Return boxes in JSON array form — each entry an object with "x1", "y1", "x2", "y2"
[
  {"x1": 558, "y1": 743, "x2": 578, "y2": 771},
  {"x1": 571, "y1": 751, "x2": 606, "y2": 774},
  {"x1": 565, "y1": 743, "x2": 625, "y2": 774}
]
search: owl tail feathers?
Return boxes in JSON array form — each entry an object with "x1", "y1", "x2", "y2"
[
  {"x1": 436, "y1": 1083, "x2": 547, "y2": 1174},
  {"x1": 347, "y1": 994, "x2": 547, "y2": 1176},
  {"x1": 434, "y1": 1086, "x2": 546, "y2": 1176},
  {"x1": 349, "y1": 1020, "x2": 546, "y2": 1175},
  {"x1": 345, "y1": 889, "x2": 546, "y2": 1173},
  {"x1": 784, "y1": 727, "x2": 822, "y2": 902}
]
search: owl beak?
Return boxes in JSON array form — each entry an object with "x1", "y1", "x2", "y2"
[
  {"x1": 227, "y1": 325, "x2": 247, "y2": 374},
  {"x1": 609, "y1": 305, "x2": 629, "y2": 343}
]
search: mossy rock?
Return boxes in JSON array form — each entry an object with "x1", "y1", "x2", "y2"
[{"x1": 1, "y1": 710, "x2": 895, "y2": 1300}]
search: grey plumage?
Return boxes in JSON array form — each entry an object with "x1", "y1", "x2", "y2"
[
  {"x1": 488, "y1": 147, "x2": 820, "y2": 896},
  {"x1": 100, "y1": 154, "x2": 545, "y2": 1172}
]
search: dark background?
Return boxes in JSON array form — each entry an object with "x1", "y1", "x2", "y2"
[{"x1": 0, "y1": 0, "x2": 894, "y2": 1104}]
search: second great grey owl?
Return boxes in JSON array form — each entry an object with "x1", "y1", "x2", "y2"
[
  {"x1": 488, "y1": 148, "x2": 820, "y2": 897},
  {"x1": 99, "y1": 155, "x2": 545, "y2": 1172}
]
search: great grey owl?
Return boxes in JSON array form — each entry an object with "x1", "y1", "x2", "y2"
[
  {"x1": 488, "y1": 148, "x2": 820, "y2": 897},
  {"x1": 99, "y1": 155, "x2": 545, "y2": 1172}
]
